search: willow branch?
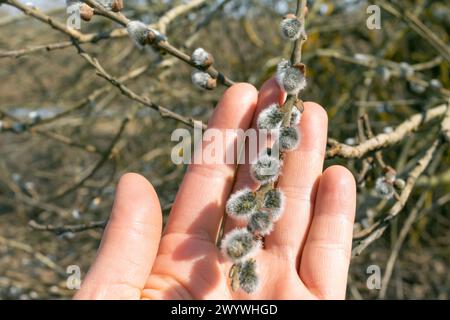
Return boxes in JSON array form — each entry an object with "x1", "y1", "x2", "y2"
[
  {"x1": 1, "y1": 0, "x2": 234, "y2": 86},
  {"x1": 29, "y1": 219, "x2": 106, "y2": 235},
  {"x1": 327, "y1": 104, "x2": 448, "y2": 159},
  {"x1": 352, "y1": 138, "x2": 443, "y2": 257},
  {"x1": 73, "y1": 42, "x2": 204, "y2": 128},
  {"x1": 375, "y1": 0, "x2": 450, "y2": 62},
  {"x1": 0, "y1": 236, "x2": 66, "y2": 276}
]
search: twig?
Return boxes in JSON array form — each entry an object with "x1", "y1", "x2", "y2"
[
  {"x1": 85, "y1": 0, "x2": 234, "y2": 87},
  {"x1": 315, "y1": 49, "x2": 450, "y2": 97},
  {"x1": 2, "y1": 0, "x2": 234, "y2": 86},
  {"x1": 378, "y1": 193, "x2": 427, "y2": 299},
  {"x1": 375, "y1": 0, "x2": 450, "y2": 62},
  {"x1": 47, "y1": 116, "x2": 129, "y2": 200},
  {"x1": 73, "y1": 41, "x2": 205, "y2": 128},
  {"x1": 0, "y1": 236, "x2": 66, "y2": 276},
  {"x1": 0, "y1": 41, "x2": 74, "y2": 59},
  {"x1": 157, "y1": 0, "x2": 207, "y2": 34},
  {"x1": 327, "y1": 104, "x2": 448, "y2": 159},
  {"x1": 352, "y1": 138, "x2": 443, "y2": 257},
  {"x1": 29, "y1": 219, "x2": 106, "y2": 235}
]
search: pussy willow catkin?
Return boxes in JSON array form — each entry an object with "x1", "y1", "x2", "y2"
[{"x1": 190, "y1": 48, "x2": 218, "y2": 90}]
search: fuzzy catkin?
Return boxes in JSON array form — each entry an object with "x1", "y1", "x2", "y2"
[
  {"x1": 375, "y1": 177, "x2": 395, "y2": 199},
  {"x1": 276, "y1": 59, "x2": 307, "y2": 95},
  {"x1": 280, "y1": 16, "x2": 303, "y2": 41},
  {"x1": 191, "y1": 48, "x2": 213, "y2": 68},
  {"x1": 290, "y1": 107, "x2": 302, "y2": 127},
  {"x1": 394, "y1": 178, "x2": 406, "y2": 190},
  {"x1": 399, "y1": 62, "x2": 414, "y2": 78},
  {"x1": 257, "y1": 103, "x2": 284, "y2": 130},
  {"x1": 221, "y1": 228, "x2": 261, "y2": 262},
  {"x1": 250, "y1": 152, "x2": 281, "y2": 184},
  {"x1": 226, "y1": 188, "x2": 257, "y2": 219},
  {"x1": 237, "y1": 259, "x2": 259, "y2": 294},
  {"x1": 247, "y1": 211, "x2": 273, "y2": 235},
  {"x1": 278, "y1": 126, "x2": 300, "y2": 151},
  {"x1": 263, "y1": 188, "x2": 285, "y2": 221},
  {"x1": 126, "y1": 21, "x2": 149, "y2": 48},
  {"x1": 191, "y1": 70, "x2": 216, "y2": 90}
]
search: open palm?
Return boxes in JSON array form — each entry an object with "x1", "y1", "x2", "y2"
[{"x1": 74, "y1": 79, "x2": 356, "y2": 300}]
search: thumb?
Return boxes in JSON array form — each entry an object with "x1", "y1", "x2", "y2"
[{"x1": 74, "y1": 173, "x2": 162, "y2": 299}]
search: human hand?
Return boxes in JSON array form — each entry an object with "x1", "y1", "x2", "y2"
[{"x1": 74, "y1": 78, "x2": 356, "y2": 300}]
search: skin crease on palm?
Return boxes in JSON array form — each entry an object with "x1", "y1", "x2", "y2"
[{"x1": 73, "y1": 78, "x2": 357, "y2": 300}]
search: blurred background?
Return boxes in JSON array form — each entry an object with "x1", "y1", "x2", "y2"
[{"x1": 0, "y1": 0, "x2": 449, "y2": 299}]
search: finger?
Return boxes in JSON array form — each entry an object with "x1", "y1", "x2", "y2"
[
  {"x1": 224, "y1": 78, "x2": 285, "y2": 233},
  {"x1": 265, "y1": 102, "x2": 328, "y2": 262},
  {"x1": 299, "y1": 166, "x2": 356, "y2": 299},
  {"x1": 74, "y1": 173, "x2": 162, "y2": 299},
  {"x1": 165, "y1": 83, "x2": 258, "y2": 241}
]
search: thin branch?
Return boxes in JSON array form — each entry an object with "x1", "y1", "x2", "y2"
[
  {"x1": 378, "y1": 193, "x2": 427, "y2": 299},
  {"x1": 47, "y1": 116, "x2": 129, "y2": 200},
  {"x1": 29, "y1": 219, "x2": 106, "y2": 235},
  {"x1": 315, "y1": 49, "x2": 450, "y2": 97},
  {"x1": 157, "y1": 0, "x2": 207, "y2": 34},
  {"x1": 73, "y1": 42, "x2": 205, "y2": 128},
  {"x1": 2, "y1": 0, "x2": 234, "y2": 86},
  {"x1": 352, "y1": 138, "x2": 443, "y2": 257},
  {"x1": 327, "y1": 104, "x2": 448, "y2": 159},
  {"x1": 0, "y1": 236, "x2": 66, "y2": 276},
  {"x1": 375, "y1": 0, "x2": 450, "y2": 62}
]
